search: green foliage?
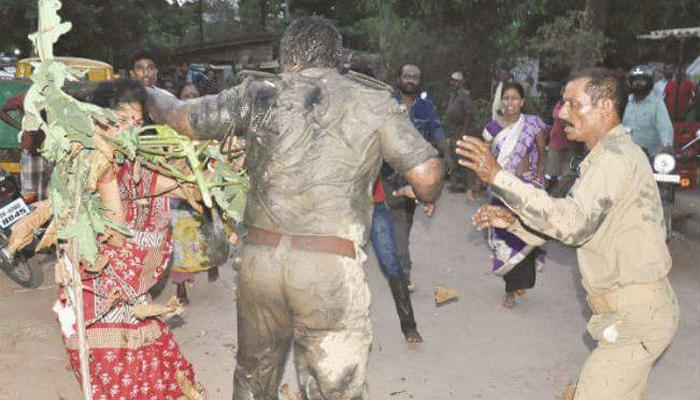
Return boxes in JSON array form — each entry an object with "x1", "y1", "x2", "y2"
[
  {"x1": 106, "y1": 124, "x2": 250, "y2": 214},
  {"x1": 24, "y1": 0, "x2": 249, "y2": 265},
  {"x1": 528, "y1": 10, "x2": 607, "y2": 71}
]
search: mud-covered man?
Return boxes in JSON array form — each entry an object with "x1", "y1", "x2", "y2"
[
  {"x1": 146, "y1": 16, "x2": 443, "y2": 400},
  {"x1": 458, "y1": 68, "x2": 678, "y2": 400}
]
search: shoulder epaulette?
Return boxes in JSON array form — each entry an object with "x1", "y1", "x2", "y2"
[{"x1": 345, "y1": 70, "x2": 394, "y2": 92}]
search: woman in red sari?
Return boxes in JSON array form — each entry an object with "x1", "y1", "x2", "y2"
[{"x1": 55, "y1": 79, "x2": 203, "y2": 400}]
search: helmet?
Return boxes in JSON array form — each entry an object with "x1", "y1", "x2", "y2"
[
  {"x1": 628, "y1": 65, "x2": 653, "y2": 85},
  {"x1": 628, "y1": 65, "x2": 654, "y2": 93}
]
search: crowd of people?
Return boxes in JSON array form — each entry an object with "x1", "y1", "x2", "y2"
[{"x1": 1, "y1": 13, "x2": 697, "y2": 400}]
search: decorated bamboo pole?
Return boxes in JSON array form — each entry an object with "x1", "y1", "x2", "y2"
[
  {"x1": 25, "y1": 2, "x2": 93, "y2": 398},
  {"x1": 66, "y1": 167, "x2": 92, "y2": 400}
]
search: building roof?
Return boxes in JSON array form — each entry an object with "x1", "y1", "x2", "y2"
[{"x1": 638, "y1": 27, "x2": 700, "y2": 40}]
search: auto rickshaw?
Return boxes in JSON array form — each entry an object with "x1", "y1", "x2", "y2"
[
  {"x1": 0, "y1": 57, "x2": 113, "y2": 175},
  {"x1": 14, "y1": 56, "x2": 114, "y2": 81}
]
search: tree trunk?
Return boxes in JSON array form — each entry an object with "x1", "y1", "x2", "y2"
[
  {"x1": 259, "y1": 0, "x2": 268, "y2": 29},
  {"x1": 586, "y1": 0, "x2": 611, "y2": 34},
  {"x1": 575, "y1": 0, "x2": 610, "y2": 69},
  {"x1": 199, "y1": 0, "x2": 204, "y2": 44}
]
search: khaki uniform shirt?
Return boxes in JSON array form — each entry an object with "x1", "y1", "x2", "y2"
[
  {"x1": 493, "y1": 124, "x2": 671, "y2": 295},
  {"x1": 188, "y1": 68, "x2": 437, "y2": 245}
]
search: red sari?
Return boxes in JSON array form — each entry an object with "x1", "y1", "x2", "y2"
[{"x1": 59, "y1": 161, "x2": 198, "y2": 400}]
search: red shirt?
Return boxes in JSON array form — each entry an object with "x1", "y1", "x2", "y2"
[
  {"x1": 549, "y1": 101, "x2": 572, "y2": 150},
  {"x1": 372, "y1": 179, "x2": 385, "y2": 203},
  {"x1": 664, "y1": 80, "x2": 696, "y2": 118},
  {"x1": 4, "y1": 92, "x2": 25, "y2": 113},
  {"x1": 2, "y1": 92, "x2": 45, "y2": 153}
]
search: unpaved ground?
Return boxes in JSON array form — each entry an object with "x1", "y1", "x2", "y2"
[{"x1": 0, "y1": 189, "x2": 698, "y2": 400}]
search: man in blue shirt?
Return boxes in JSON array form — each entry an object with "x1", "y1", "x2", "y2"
[
  {"x1": 384, "y1": 63, "x2": 451, "y2": 289},
  {"x1": 623, "y1": 66, "x2": 674, "y2": 157}
]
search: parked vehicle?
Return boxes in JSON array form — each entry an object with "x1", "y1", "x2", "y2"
[
  {"x1": 1, "y1": 57, "x2": 112, "y2": 177},
  {"x1": 638, "y1": 27, "x2": 700, "y2": 190},
  {"x1": 651, "y1": 151, "x2": 681, "y2": 240},
  {"x1": 15, "y1": 56, "x2": 114, "y2": 81},
  {"x1": 0, "y1": 167, "x2": 45, "y2": 288}
]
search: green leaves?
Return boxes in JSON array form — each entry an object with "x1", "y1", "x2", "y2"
[
  {"x1": 28, "y1": 0, "x2": 72, "y2": 60},
  {"x1": 109, "y1": 124, "x2": 250, "y2": 219},
  {"x1": 25, "y1": 0, "x2": 250, "y2": 268}
]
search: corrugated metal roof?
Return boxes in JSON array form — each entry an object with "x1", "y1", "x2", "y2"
[{"x1": 638, "y1": 27, "x2": 700, "y2": 40}]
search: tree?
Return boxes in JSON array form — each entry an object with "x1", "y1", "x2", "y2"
[{"x1": 528, "y1": 10, "x2": 607, "y2": 72}]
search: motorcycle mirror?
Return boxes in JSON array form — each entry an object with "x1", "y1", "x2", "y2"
[{"x1": 681, "y1": 131, "x2": 700, "y2": 152}]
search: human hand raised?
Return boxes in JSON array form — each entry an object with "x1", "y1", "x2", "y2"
[{"x1": 456, "y1": 136, "x2": 501, "y2": 184}]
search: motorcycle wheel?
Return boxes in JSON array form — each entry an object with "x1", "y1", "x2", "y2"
[{"x1": 1, "y1": 252, "x2": 45, "y2": 289}]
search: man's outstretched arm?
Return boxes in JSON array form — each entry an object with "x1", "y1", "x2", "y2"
[
  {"x1": 146, "y1": 88, "x2": 196, "y2": 138},
  {"x1": 147, "y1": 87, "x2": 248, "y2": 140},
  {"x1": 0, "y1": 95, "x2": 23, "y2": 130}
]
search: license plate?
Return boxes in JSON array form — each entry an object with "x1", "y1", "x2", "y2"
[
  {"x1": 0, "y1": 198, "x2": 31, "y2": 228},
  {"x1": 654, "y1": 173, "x2": 681, "y2": 184}
]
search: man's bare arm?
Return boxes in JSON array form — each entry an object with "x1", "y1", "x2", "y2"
[
  {"x1": 0, "y1": 102, "x2": 21, "y2": 130},
  {"x1": 146, "y1": 88, "x2": 196, "y2": 138},
  {"x1": 404, "y1": 157, "x2": 444, "y2": 203}
]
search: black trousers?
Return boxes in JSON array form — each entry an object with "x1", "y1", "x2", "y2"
[{"x1": 503, "y1": 250, "x2": 537, "y2": 293}]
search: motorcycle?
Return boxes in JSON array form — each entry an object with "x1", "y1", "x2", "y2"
[
  {"x1": 652, "y1": 128, "x2": 700, "y2": 240},
  {"x1": 0, "y1": 167, "x2": 45, "y2": 288},
  {"x1": 651, "y1": 152, "x2": 681, "y2": 240}
]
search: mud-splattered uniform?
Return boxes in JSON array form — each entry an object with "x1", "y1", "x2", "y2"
[
  {"x1": 187, "y1": 68, "x2": 437, "y2": 399},
  {"x1": 494, "y1": 125, "x2": 679, "y2": 400}
]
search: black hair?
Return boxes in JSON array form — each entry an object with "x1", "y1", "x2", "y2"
[
  {"x1": 279, "y1": 17, "x2": 342, "y2": 70},
  {"x1": 501, "y1": 82, "x2": 525, "y2": 99},
  {"x1": 130, "y1": 50, "x2": 158, "y2": 69},
  {"x1": 178, "y1": 83, "x2": 200, "y2": 99},
  {"x1": 569, "y1": 68, "x2": 626, "y2": 117},
  {"x1": 396, "y1": 63, "x2": 420, "y2": 80},
  {"x1": 91, "y1": 79, "x2": 147, "y2": 111}
]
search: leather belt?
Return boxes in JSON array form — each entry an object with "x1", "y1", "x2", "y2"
[{"x1": 244, "y1": 226, "x2": 356, "y2": 259}]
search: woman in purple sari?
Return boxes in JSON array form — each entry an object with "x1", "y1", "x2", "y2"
[{"x1": 482, "y1": 82, "x2": 547, "y2": 308}]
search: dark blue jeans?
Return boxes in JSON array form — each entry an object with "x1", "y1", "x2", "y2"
[{"x1": 370, "y1": 202, "x2": 404, "y2": 280}]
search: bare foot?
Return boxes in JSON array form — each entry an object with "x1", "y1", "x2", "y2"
[
  {"x1": 403, "y1": 330, "x2": 423, "y2": 343},
  {"x1": 466, "y1": 189, "x2": 478, "y2": 202},
  {"x1": 503, "y1": 293, "x2": 515, "y2": 309}
]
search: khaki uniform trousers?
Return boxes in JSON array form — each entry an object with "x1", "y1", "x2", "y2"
[
  {"x1": 233, "y1": 240, "x2": 372, "y2": 400},
  {"x1": 574, "y1": 278, "x2": 679, "y2": 400}
]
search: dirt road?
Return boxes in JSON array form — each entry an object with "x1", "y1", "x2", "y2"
[{"x1": 1, "y1": 189, "x2": 698, "y2": 399}]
